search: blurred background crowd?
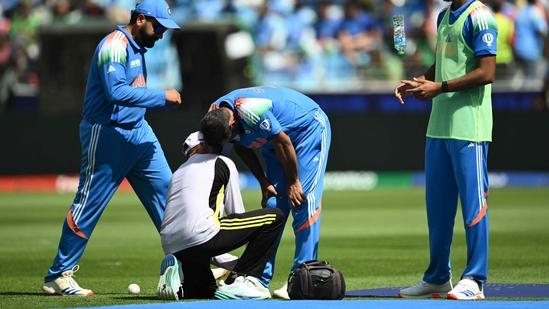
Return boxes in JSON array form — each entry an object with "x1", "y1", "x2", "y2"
[{"x1": 0, "y1": 0, "x2": 547, "y2": 113}]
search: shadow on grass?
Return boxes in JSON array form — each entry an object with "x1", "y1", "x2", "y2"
[
  {"x1": 111, "y1": 296, "x2": 167, "y2": 301},
  {"x1": 0, "y1": 292, "x2": 45, "y2": 296}
]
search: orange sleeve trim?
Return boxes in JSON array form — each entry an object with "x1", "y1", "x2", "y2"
[
  {"x1": 295, "y1": 206, "x2": 322, "y2": 233},
  {"x1": 67, "y1": 210, "x2": 89, "y2": 239}
]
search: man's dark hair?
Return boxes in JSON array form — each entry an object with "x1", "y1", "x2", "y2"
[
  {"x1": 129, "y1": 11, "x2": 140, "y2": 25},
  {"x1": 200, "y1": 108, "x2": 231, "y2": 152}
]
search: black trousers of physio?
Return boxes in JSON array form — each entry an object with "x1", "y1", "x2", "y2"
[{"x1": 174, "y1": 207, "x2": 285, "y2": 299}]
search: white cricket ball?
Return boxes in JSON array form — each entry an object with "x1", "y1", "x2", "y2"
[{"x1": 128, "y1": 283, "x2": 141, "y2": 295}]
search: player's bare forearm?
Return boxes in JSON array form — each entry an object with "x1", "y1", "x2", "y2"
[
  {"x1": 395, "y1": 63, "x2": 436, "y2": 104},
  {"x1": 271, "y1": 132, "x2": 305, "y2": 207},
  {"x1": 444, "y1": 56, "x2": 496, "y2": 92},
  {"x1": 233, "y1": 144, "x2": 268, "y2": 185},
  {"x1": 271, "y1": 132, "x2": 299, "y2": 185},
  {"x1": 419, "y1": 64, "x2": 436, "y2": 81},
  {"x1": 404, "y1": 56, "x2": 495, "y2": 100}
]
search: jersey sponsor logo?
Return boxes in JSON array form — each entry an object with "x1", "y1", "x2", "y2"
[
  {"x1": 259, "y1": 119, "x2": 271, "y2": 131},
  {"x1": 130, "y1": 59, "x2": 141, "y2": 68},
  {"x1": 482, "y1": 33, "x2": 494, "y2": 47}
]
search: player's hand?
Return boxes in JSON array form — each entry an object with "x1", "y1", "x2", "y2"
[
  {"x1": 260, "y1": 182, "x2": 278, "y2": 208},
  {"x1": 165, "y1": 89, "x2": 182, "y2": 106},
  {"x1": 395, "y1": 79, "x2": 418, "y2": 104},
  {"x1": 288, "y1": 180, "x2": 306, "y2": 208},
  {"x1": 405, "y1": 78, "x2": 442, "y2": 100}
]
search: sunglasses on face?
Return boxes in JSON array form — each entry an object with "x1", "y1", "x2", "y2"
[{"x1": 145, "y1": 16, "x2": 167, "y2": 35}]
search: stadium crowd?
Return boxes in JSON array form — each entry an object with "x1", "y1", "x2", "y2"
[{"x1": 0, "y1": 0, "x2": 547, "y2": 112}]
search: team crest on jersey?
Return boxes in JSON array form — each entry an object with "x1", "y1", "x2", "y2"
[
  {"x1": 482, "y1": 33, "x2": 494, "y2": 47},
  {"x1": 259, "y1": 119, "x2": 271, "y2": 131}
]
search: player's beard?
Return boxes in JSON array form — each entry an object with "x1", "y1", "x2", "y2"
[{"x1": 136, "y1": 27, "x2": 157, "y2": 48}]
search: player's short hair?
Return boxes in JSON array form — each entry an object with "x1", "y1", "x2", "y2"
[
  {"x1": 129, "y1": 11, "x2": 140, "y2": 25},
  {"x1": 200, "y1": 109, "x2": 231, "y2": 153}
]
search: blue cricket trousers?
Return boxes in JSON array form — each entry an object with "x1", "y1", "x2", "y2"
[
  {"x1": 423, "y1": 137, "x2": 489, "y2": 285},
  {"x1": 260, "y1": 110, "x2": 331, "y2": 285},
  {"x1": 45, "y1": 119, "x2": 171, "y2": 282}
]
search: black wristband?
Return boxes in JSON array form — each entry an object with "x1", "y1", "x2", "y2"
[{"x1": 441, "y1": 81, "x2": 449, "y2": 92}]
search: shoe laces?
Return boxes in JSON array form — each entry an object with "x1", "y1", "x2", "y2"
[
  {"x1": 233, "y1": 276, "x2": 246, "y2": 284},
  {"x1": 412, "y1": 281, "x2": 430, "y2": 288},
  {"x1": 61, "y1": 265, "x2": 82, "y2": 288},
  {"x1": 244, "y1": 276, "x2": 266, "y2": 290},
  {"x1": 455, "y1": 279, "x2": 480, "y2": 293}
]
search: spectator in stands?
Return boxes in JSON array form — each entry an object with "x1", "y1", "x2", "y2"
[
  {"x1": 514, "y1": 0, "x2": 547, "y2": 80},
  {"x1": 51, "y1": 0, "x2": 82, "y2": 24},
  {"x1": 8, "y1": 0, "x2": 43, "y2": 85},
  {"x1": 312, "y1": 1, "x2": 347, "y2": 84},
  {"x1": 337, "y1": 0, "x2": 381, "y2": 66},
  {"x1": 315, "y1": 1, "x2": 343, "y2": 42},
  {"x1": 0, "y1": 15, "x2": 15, "y2": 113},
  {"x1": 491, "y1": 0, "x2": 516, "y2": 79},
  {"x1": 252, "y1": 3, "x2": 292, "y2": 82}
]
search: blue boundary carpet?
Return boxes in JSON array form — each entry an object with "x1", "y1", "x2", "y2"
[
  {"x1": 345, "y1": 284, "x2": 549, "y2": 298},
  {"x1": 84, "y1": 300, "x2": 549, "y2": 309}
]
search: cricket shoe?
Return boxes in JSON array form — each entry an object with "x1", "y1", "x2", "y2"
[
  {"x1": 272, "y1": 282, "x2": 290, "y2": 300},
  {"x1": 447, "y1": 278, "x2": 485, "y2": 300},
  {"x1": 42, "y1": 265, "x2": 93, "y2": 297},
  {"x1": 399, "y1": 280, "x2": 453, "y2": 298},
  {"x1": 215, "y1": 276, "x2": 271, "y2": 300},
  {"x1": 157, "y1": 254, "x2": 183, "y2": 300}
]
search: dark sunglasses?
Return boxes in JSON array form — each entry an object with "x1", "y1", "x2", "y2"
[{"x1": 145, "y1": 16, "x2": 167, "y2": 35}]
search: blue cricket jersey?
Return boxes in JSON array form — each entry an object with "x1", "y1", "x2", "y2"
[
  {"x1": 211, "y1": 86, "x2": 322, "y2": 150},
  {"x1": 437, "y1": 0, "x2": 498, "y2": 57},
  {"x1": 82, "y1": 26, "x2": 166, "y2": 127}
]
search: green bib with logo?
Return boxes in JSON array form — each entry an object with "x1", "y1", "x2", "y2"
[{"x1": 427, "y1": 1, "x2": 493, "y2": 142}]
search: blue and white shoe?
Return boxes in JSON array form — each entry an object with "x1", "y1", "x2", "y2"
[
  {"x1": 447, "y1": 278, "x2": 485, "y2": 300},
  {"x1": 42, "y1": 265, "x2": 93, "y2": 297},
  {"x1": 215, "y1": 276, "x2": 271, "y2": 300},
  {"x1": 156, "y1": 254, "x2": 183, "y2": 300}
]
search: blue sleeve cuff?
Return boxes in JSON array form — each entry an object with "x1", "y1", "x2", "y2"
[{"x1": 475, "y1": 51, "x2": 496, "y2": 57}]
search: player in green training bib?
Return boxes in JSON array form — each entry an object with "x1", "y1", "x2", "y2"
[{"x1": 394, "y1": 0, "x2": 497, "y2": 300}]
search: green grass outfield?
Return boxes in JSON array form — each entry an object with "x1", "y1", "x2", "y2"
[{"x1": 0, "y1": 188, "x2": 548, "y2": 308}]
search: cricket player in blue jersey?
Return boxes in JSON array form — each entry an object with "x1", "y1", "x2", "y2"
[
  {"x1": 209, "y1": 86, "x2": 331, "y2": 299},
  {"x1": 42, "y1": 0, "x2": 181, "y2": 296},
  {"x1": 395, "y1": 0, "x2": 497, "y2": 300}
]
